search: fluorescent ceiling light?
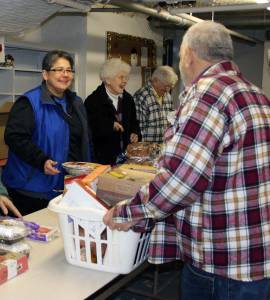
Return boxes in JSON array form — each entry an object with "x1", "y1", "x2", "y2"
[{"x1": 256, "y1": 0, "x2": 269, "y2": 3}]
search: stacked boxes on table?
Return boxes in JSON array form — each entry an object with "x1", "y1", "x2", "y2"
[
  {"x1": 96, "y1": 167, "x2": 156, "y2": 207},
  {"x1": 0, "y1": 251, "x2": 28, "y2": 284},
  {"x1": 0, "y1": 218, "x2": 30, "y2": 284}
]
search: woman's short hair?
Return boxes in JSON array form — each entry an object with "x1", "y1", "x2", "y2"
[
  {"x1": 151, "y1": 66, "x2": 178, "y2": 87},
  {"x1": 182, "y1": 21, "x2": 233, "y2": 62},
  {"x1": 42, "y1": 50, "x2": 74, "y2": 71},
  {"x1": 100, "y1": 58, "x2": 131, "y2": 82}
]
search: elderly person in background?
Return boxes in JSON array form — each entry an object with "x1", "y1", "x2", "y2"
[
  {"x1": 133, "y1": 65, "x2": 178, "y2": 143},
  {"x1": 3, "y1": 50, "x2": 92, "y2": 216},
  {"x1": 85, "y1": 58, "x2": 141, "y2": 165},
  {"x1": 104, "y1": 21, "x2": 270, "y2": 300}
]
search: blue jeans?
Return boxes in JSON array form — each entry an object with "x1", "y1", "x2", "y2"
[{"x1": 180, "y1": 263, "x2": 270, "y2": 300}]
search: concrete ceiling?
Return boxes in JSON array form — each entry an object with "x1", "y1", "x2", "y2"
[
  {"x1": 0, "y1": 0, "x2": 270, "y2": 37},
  {"x1": 0, "y1": 0, "x2": 62, "y2": 35}
]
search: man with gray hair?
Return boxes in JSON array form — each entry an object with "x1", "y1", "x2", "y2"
[
  {"x1": 104, "y1": 21, "x2": 270, "y2": 299},
  {"x1": 133, "y1": 65, "x2": 178, "y2": 143}
]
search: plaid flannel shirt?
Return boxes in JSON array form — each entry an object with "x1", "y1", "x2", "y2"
[
  {"x1": 114, "y1": 61, "x2": 270, "y2": 281},
  {"x1": 133, "y1": 81, "x2": 173, "y2": 143}
]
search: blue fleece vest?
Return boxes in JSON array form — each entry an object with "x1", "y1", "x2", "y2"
[{"x1": 3, "y1": 86, "x2": 69, "y2": 199}]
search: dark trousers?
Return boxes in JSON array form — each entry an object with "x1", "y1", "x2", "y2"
[
  {"x1": 181, "y1": 263, "x2": 270, "y2": 300},
  {"x1": 7, "y1": 188, "x2": 49, "y2": 216}
]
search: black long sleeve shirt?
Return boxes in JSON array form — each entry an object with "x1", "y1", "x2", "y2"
[{"x1": 5, "y1": 95, "x2": 84, "y2": 171}]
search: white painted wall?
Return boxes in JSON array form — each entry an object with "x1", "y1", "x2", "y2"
[
  {"x1": 6, "y1": 12, "x2": 163, "y2": 100},
  {"x1": 6, "y1": 12, "x2": 266, "y2": 101},
  {"x1": 86, "y1": 12, "x2": 163, "y2": 97},
  {"x1": 7, "y1": 16, "x2": 86, "y2": 97},
  {"x1": 262, "y1": 41, "x2": 270, "y2": 98},
  {"x1": 6, "y1": 15, "x2": 87, "y2": 97}
]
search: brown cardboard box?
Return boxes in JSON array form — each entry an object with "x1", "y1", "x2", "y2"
[
  {"x1": 0, "y1": 250, "x2": 28, "y2": 285},
  {"x1": 120, "y1": 163, "x2": 157, "y2": 174},
  {"x1": 96, "y1": 167, "x2": 156, "y2": 207},
  {"x1": 0, "y1": 101, "x2": 13, "y2": 159}
]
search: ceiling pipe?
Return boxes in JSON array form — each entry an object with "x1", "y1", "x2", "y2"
[
  {"x1": 216, "y1": 18, "x2": 270, "y2": 28},
  {"x1": 111, "y1": 1, "x2": 194, "y2": 27},
  {"x1": 149, "y1": 18, "x2": 270, "y2": 29},
  {"x1": 110, "y1": 1, "x2": 258, "y2": 44},
  {"x1": 47, "y1": 0, "x2": 92, "y2": 12},
  {"x1": 169, "y1": 3, "x2": 270, "y2": 14},
  {"x1": 171, "y1": 13, "x2": 262, "y2": 44}
]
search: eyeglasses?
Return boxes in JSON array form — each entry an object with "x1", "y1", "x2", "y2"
[
  {"x1": 49, "y1": 68, "x2": 75, "y2": 75},
  {"x1": 117, "y1": 75, "x2": 129, "y2": 81}
]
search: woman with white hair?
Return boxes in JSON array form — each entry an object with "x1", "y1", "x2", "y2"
[{"x1": 85, "y1": 58, "x2": 141, "y2": 165}]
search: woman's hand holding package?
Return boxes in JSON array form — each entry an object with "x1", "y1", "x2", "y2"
[
  {"x1": 113, "y1": 121, "x2": 124, "y2": 132},
  {"x1": 130, "y1": 133, "x2": 138, "y2": 143},
  {"x1": 44, "y1": 159, "x2": 60, "y2": 175}
]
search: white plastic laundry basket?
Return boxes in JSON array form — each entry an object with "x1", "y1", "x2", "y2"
[{"x1": 48, "y1": 195, "x2": 150, "y2": 274}]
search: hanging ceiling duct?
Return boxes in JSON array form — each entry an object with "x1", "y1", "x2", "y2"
[
  {"x1": 110, "y1": 1, "x2": 259, "y2": 44},
  {"x1": 169, "y1": 2, "x2": 270, "y2": 14},
  {"x1": 111, "y1": 1, "x2": 194, "y2": 27}
]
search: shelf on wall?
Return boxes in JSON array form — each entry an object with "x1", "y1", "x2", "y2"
[{"x1": 15, "y1": 68, "x2": 42, "y2": 73}]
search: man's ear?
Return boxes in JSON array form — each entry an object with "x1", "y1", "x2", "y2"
[
  {"x1": 105, "y1": 78, "x2": 111, "y2": 86},
  {"x1": 185, "y1": 46, "x2": 195, "y2": 67}
]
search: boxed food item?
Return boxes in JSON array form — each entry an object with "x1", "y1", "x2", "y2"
[
  {"x1": 0, "y1": 250, "x2": 28, "y2": 284},
  {"x1": 59, "y1": 181, "x2": 108, "y2": 211},
  {"x1": 27, "y1": 225, "x2": 58, "y2": 242},
  {"x1": 64, "y1": 174, "x2": 87, "y2": 192},
  {"x1": 64, "y1": 164, "x2": 110, "y2": 193},
  {"x1": 96, "y1": 167, "x2": 156, "y2": 207},
  {"x1": 120, "y1": 163, "x2": 157, "y2": 174},
  {"x1": 81, "y1": 164, "x2": 111, "y2": 189}
]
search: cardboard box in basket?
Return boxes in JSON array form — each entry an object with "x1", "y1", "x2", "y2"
[
  {"x1": 0, "y1": 101, "x2": 13, "y2": 159},
  {"x1": 96, "y1": 167, "x2": 156, "y2": 207},
  {"x1": 49, "y1": 164, "x2": 152, "y2": 274}
]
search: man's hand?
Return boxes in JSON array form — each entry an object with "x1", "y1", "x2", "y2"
[
  {"x1": 0, "y1": 195, "x2": 22, "y2": 218},
  {"x1": 113, "y1": 121, "x2": 124, "y2": 132},
  {"x1": 130, "y1": 133, "x2": 138, "y2": 143},
  {"x1": 103, "y1": 207, "x2": 137, "y2": 231},
  {"x1": 44, "y1": 159, "x2": 60, "y2": 175}
]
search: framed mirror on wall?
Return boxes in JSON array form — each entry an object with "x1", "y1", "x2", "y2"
[{"x1": 107, "y1": 31, "x2": 156, "y2": 89}]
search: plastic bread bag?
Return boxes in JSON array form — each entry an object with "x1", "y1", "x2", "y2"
[
  {"x1": 126, "y1": 142, "x2": 152, "y2": 159},
  {"x1": 0, "y1": 240, "x2": 31, "y2": 257},
  {"x1": 0, "y1": 217, "x2": 31, "y2": 244}
]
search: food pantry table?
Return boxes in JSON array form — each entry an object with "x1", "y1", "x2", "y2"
[{"x1": 0, "y1": 208, "x2": 149, "y2": 300}]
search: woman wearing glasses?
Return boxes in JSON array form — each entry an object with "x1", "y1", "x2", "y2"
[
  {"x1": 85, "y1": 58, "x2": 141, "y2": 165},
  {"x1": 2, "y1": 50, "x2": 92, "y2": 215}
]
